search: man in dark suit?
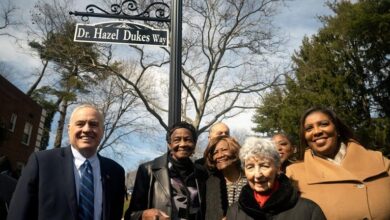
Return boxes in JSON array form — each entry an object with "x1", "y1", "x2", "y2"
[{"x1": 7, "y1": 104, "x2": 125, "y2": 220}]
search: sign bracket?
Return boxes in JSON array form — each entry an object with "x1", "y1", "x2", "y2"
[{"x1": 69, "y1": 2, "x2": 170, "y2": 23}]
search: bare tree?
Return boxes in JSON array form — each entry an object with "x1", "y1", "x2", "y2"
[
  {"x1": 0, "y1": 0, "x2": 19, "y2": 38},
  {"x1": 78, "y1": 59, "x2": 160, "y2": 155},
  {"x1": 101, "y1": 0, "x2": 285, "y2": 135},
  {"x1": 180, "y1": 0, "x2": 285, "y2": 132}
]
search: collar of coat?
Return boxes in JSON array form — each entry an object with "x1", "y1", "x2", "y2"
[
  {"x1": 237, "y1": 174, "x2": 298, "y2": 218},
  {"x1": 150, "y1": 153, "x2": 208, "y2": 180},
  {"x1": 304, "y1": 141, "x2": 389, "y2": 184}
]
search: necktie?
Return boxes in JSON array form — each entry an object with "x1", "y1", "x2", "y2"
[{"x1": 79, "y1": 160, "x2": 94, "y2": 220}]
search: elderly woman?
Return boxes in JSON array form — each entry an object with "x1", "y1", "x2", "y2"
[
  {"x1": 272, "y1": 133, "x2": 297, "y2": 173},
  {"x1": 226, "y1": 137, "x2": 325, "y2": 220},
  {"x1": 124, "y1": 121, "x2": 208, "y2": 220},
  {"x1": 203, "y1": 136, "x2": 247, "y2": 220},
  {"x1": 287, "y1": 107, "x2": 390, "y2": 219}
]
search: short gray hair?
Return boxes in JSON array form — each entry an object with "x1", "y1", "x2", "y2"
[
  {"x1": 240, "y1": 137, "x2": 281, "y2": 168},
  {"x1": 69, "y1": 104, "x2": 104, "y2": 129}
]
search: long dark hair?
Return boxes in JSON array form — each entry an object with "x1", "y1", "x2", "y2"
[{"x1": 298, "y1": 106, "x2": 356, "y2": 159}]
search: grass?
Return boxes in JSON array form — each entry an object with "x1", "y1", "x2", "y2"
[{"x1": 123, "y1": 197, "x2": 131, "y2": 217}]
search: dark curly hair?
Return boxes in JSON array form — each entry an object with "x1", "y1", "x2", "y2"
[{"x1": 166, "y1": 121, "x2": 198, "y2": 144}]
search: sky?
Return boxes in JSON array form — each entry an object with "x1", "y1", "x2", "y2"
[{"x1": 0, "y1": 0, "x2": 334, "y2": 170}]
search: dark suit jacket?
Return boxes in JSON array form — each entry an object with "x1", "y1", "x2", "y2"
[
  {"x1": 7, "y1": 147, "x2": 125, "y2": 220},
  {"x1": 124, "y1": 153, "x2": 208, "y2": 220},
  {"x1": 0, "y1": 174, "x2": 17, "y2": 220}
]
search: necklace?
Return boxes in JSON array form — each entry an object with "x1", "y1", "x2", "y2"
[{"x1": 226, "y1": 171, "x2": 246, "y2": 206}]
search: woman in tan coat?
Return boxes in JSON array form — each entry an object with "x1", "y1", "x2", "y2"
[{"x1": 287, "y1": 107, "x2": 390, "y2": 220}]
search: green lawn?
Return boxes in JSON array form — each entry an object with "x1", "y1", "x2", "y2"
[{"x1": 123, "y1": 197, "x2": 130, "y2": 217}]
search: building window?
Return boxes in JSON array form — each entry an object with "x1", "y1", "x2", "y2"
[
  {"x1": 9, "y1": 113, "x2": 17, "y2": 132},
  {"x1": 21, "y1": 122, "x2": 33, "y2": 145}
]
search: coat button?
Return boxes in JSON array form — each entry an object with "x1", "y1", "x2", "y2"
[{"x1": 356, "y1": 184, "x2": 365, "y2": 188}]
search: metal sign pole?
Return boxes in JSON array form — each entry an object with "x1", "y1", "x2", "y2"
[{"x1": 168, "y1": 0, "x2": 182, "y2": 127}]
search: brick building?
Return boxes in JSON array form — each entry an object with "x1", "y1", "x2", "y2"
[{"x1": 0, "y1": 75, "x2": 46, "y2": 177}]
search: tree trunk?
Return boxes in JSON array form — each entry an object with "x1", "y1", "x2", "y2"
[
  {"x1": 26, "y1": 60, "x2": 48, "y2": 96},
  {"x1": 54, "y1": 100, "x2": 68, "y2": 148}
]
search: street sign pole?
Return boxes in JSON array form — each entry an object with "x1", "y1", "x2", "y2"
[{"x1": 168, "y1": 0, "x2": 182, "y2": 127}]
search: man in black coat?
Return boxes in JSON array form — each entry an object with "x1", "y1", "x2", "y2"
[{"x1": 7, "y1": 104, "x2": 126, "y2": 220}]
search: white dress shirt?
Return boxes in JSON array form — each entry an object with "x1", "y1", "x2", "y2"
[{"x1": 71, "y1": 146, "x2": 103, "y2": 220}]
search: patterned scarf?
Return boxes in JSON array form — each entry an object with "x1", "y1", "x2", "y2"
[{"x1": 168, "y1": 154, "x2": 201, "y2": 220}]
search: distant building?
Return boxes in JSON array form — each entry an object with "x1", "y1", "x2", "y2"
[{"x1": 0, "y1": 75, "x2": 46, "y2": 177}]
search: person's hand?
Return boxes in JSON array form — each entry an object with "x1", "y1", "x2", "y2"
[{"x1": 142, "y1": 208, "x2": 170, "y2": 220}]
